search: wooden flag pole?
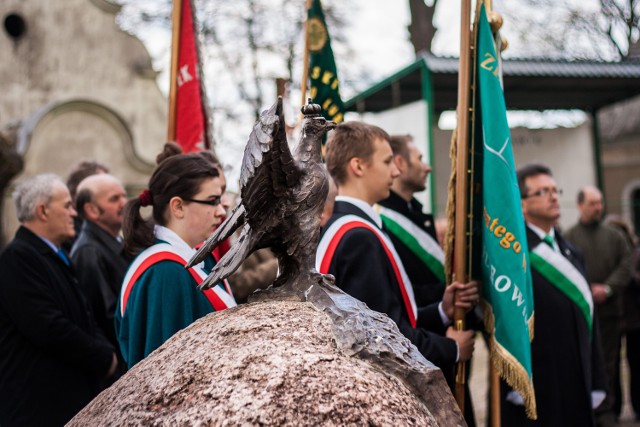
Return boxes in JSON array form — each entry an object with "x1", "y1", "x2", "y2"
[
  {"x1": 167, "y1": 0, "x2": 183, "y2": 142},
  {"x1": 453, "y1": 0, "x2": 473, "y2": 414},
  {"x1": 484, "y1": 1, "x2": 501, "y2": 422},
  {"x1": 491, "y1": 354, "x2": 501, "y2": 427},
  {"x1": 300, "y1": 0, "x2": 313, "y2": 110}
]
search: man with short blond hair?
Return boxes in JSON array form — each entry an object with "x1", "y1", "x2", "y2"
[
  {"x1": 317, "y1": 122, "x2": 478, "y2": 381},
  {"x1": 0, "y1": 174, "x2": 117, "y2": 426}
]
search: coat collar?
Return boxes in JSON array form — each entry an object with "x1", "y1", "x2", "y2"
[
  {"x1": 332, "y1": 200, "x2": 379, "y2": 228},
  {"x1": 334, "y1": 196, "x2": 382, "y2": 228},
  {"x1": 379, "y1": 190, "x2": 434, "y2": 234},
  {"x1": 16, "y1": 226, "x2": 58, "y2": 256},
  {"x1": 526, "y1": 224, "x2": 575, "y2": 259},
  {"x1": 80, "y1": 220, "x2": 123, "y2": 255},
  {"x1": 15, "y1": 226, "x2": 75, "y2": 271},
  {"x1": 380, "y1": 190, "x2": 415, "y2": 215}
]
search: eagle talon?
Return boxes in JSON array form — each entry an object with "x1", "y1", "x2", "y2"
[{"x1": 321, "y1": 274, "x2": 335, "y2": 286}]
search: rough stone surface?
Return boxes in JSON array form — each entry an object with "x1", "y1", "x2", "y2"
[{"x1": 70, "y1": 294, "x2": 464, "y2": 426}]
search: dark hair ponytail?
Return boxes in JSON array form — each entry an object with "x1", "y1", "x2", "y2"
[
  {"x1": 123, "y1": 144, "x2": 220, "y2": 256},
  {"x1": 122, "y1": 197, "x2": 154, "y2": 256}
]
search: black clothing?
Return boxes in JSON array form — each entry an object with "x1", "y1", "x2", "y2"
[
  {"x1": 321, "y1": 201, "x2": 458, "y2": 377},
  {"x1": 379, "y1": 191, "x2": 445, "y2": 306},
  {"x1": 501, "y1": 227, "x2": 607, "y2": 427},
  {"x1": 71, "y1": 220, "x2": 131, "y2": 381},
  {"x1": 71, "y1": 221, "x2": 130, "y2": 348},
  {"x1": 379, "y1": 192, "x2": 477, "y2": 426},
  {"x1": 0, "y1": 226, "x2": 114, "y2": 427}
]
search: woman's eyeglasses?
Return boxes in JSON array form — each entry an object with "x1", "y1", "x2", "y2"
[{"x1": 182, "y1": 196, "x2": 222, "y2": 206}]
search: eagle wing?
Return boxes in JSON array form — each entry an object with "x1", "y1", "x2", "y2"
[
  {"x1": 239, "y1": 97, "x2": 303, "y2": 224},
  {"x1": 186, "y1": 203, "x2": 246, "y2": 268}
]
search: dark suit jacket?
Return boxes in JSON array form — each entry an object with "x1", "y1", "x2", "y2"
[
  {"x1": 71, "y1": 220, "x2": 131, "y2": 353},
  {"x1": 321, "y1": 201, "x2": 458, "y2": 377},
  {"x1": 0, "y1": 226, "x2": 114, "y2": 427},
  {"x1": 501, "y1": 226, "x2": 607, "y2": 427},
  {"x1": 379, "y1": 191, "x2": 445, "y2": 307},
  {"x1": 377, "y1": 195, "x2": 479, "y2": 426}
]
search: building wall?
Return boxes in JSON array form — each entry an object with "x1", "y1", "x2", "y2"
[
  {"x1": 350, "y1": 101, "x2": 433, "y2": 212},
  {"x1": 349, "y1": 102, "x2": 596, "y2": 231},
  {"x1": 602, "y1": 135, "x2": 640, "y2": 232},
  {"x1": 0, "y1": 0, "x2": 167, "y2": 239},
  {"x1": 431, "y1": 122, "x2": 596, "y2": 231}
]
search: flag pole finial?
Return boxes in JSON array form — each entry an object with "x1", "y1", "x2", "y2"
[{"x1": 488, "y1": 11, "x2": 503, "y2": 33}]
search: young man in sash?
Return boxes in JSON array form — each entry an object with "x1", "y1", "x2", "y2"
[
  {"x1": 501, "y1": 163, "x2": 607, "y2": 427},
  {"x1": 316, "y1": 122, "x2": 478, "y2": 380},
  {"x1": 378, "y1": 134, "x2": 445, "y2": 307},
  {"x1": 379, "y1": 135, "x2": 482, "y2": 424}
]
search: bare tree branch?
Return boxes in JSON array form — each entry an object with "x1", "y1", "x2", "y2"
[
  {"x1": 407, "y1": 0, "x2": 438, "y2": 54},
  {"x1": 497, "y1": 0, "x2": 640, "y2": 60}
]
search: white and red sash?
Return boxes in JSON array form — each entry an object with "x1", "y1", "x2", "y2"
[
  {"x1": 316, "y1": 214, "x2": 418, "y2": 328},
  {"x1": 119, "y1": 226, "x2": 236, "y2": 316}
]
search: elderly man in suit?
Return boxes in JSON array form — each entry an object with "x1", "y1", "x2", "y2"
[
  {"x1": 0, "y1": 173, "x2": 117, "y2": 427},
  {"x1": 500, "y1": 164, "x2": 607, "y2": 427}
]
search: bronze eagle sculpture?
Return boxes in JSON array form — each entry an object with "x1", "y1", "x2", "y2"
[{"x1": 187, "y1": 98, "x2": 336, "y2": 291}]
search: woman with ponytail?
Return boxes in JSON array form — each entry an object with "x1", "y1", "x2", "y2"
[{"x1": 115, "y1": 144, "x2": 236, "y2": 367}]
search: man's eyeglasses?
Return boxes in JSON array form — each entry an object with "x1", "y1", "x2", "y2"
[
  {"x1": 522, "y1": 188, "x2": 562, "y2": 199},
  {"x1": 182, "y1": 196, "x2": 222, "y2": 206}
]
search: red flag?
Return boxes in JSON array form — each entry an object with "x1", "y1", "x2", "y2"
[
  {"x1": 212, "y1": 241, "x2": 230, "y2": 260},
  {"x1": 169, "y1": 0, "x2": 210, "y2": 153}
]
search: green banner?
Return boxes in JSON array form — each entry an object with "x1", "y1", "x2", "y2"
[
  {"x1": 474, "y1": 2, "x2": 537, "y2": 419},
  {"x1": 307, "y1": 0, "x2": 344, "y2": 123}
]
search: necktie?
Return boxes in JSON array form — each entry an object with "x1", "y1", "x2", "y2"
[
  {"x1": 542, "y1": 235, "x2": 555, "y2": 250},
  {"x1": 57, "y1": 248, "x2": 70, "y2": 266}
]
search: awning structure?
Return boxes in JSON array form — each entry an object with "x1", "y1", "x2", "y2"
[{"x1": 345, "y1": 54, "x2": 640, "y2": 114}]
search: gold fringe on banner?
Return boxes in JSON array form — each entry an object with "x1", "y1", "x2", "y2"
[
  {"x1": 483, "y1": 302, "x2": 538, "y2": 420},
  {"x1": 443, "y1": 128, "x2": 457, "y2": 285}
]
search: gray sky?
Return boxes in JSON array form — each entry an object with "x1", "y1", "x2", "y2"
[{"x1": 118, "y1": 0, "x2": 588, "y2": 189}]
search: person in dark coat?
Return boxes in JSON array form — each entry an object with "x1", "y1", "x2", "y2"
[
  {"x1": 378, "y1": 135, "x2": 481, "y2": 425},
  {"x1": 378, "y1": 134, "x2": 445, "y2": 306},
  {"x1": 604, "y1": 214, "x2": 640, "y2": 421},
  {"x1": 500, "y1": 164, "x2": 607, "y2": 427},
  {"x1": 0, "y1": 173, "x2": 117, "y2": 427},
  {"x1": 565, "y1": 186, "x2": 633, "y2": 427},
  {"x1": 316, "y1": 121, "x2": 478, "y2": 379},
  {"x1": 71, "y1": 173, "x2": 131, "y2": 383},
  {"x1": 62, "y1": 160, "x2": 109, "y2": 252}
]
